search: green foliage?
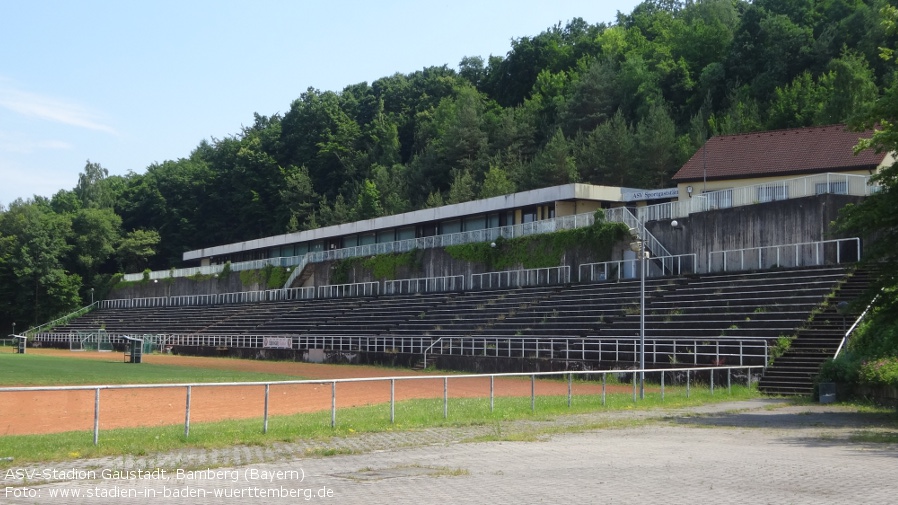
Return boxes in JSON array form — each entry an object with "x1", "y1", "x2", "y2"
[
  {"x1": 858, "y1": 357, "x2": 898, "y2": 387},
  {"x1": 330, "y1": 259, "x2": 352, "y2": 285},
  {"x1": 237, "y1": 265, "x2": 290, "y2": 289},
  {"x1": 363, "y1": 250, "x2": 422, "y2": 280},
  {"x1": 446, "y1": 213, "x2": 627, "y2": 269},
  {"x1": 819, "y1": 353, "x2": 862, "y2": 385},
  {"x1": 262, "y1": 264, "x2": 289, "y2": 289},
  {"x1": 331, "y1": 250, "x2": 422, "y2": 283},
  {"x1": 818, "y1": 306, "x2": 898, "y2": 388},
  {"x1": 769, "y1": 335, "x2": 793, "y2": 363}
]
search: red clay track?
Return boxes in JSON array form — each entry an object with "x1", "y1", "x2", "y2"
[{"x1": 0, "y1": 349, "x2": 628, "y2": 436}]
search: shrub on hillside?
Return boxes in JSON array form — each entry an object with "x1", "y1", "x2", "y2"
[
  {"x1": 818, "y1": 353, "x2": 861, "y2": 384},
  {"x1": 858, "y1": 357, "x2": 898, "y2": 387}
]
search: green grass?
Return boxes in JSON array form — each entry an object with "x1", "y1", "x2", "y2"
[
  {"x1": 0, "y1": 385, "x2": 759, "y2": 465},
  {"x1": 0, "y1": 354, "x2": 303, "y2": 386}
]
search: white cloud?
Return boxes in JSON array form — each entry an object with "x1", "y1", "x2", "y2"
[
  {"x1": 0, "y1": 81, "x2": 117, "y2": 135},
  {"x1": 0, "y1": 131, "x2": 72, "y2": 154}
]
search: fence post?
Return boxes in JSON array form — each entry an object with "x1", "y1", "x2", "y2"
[
  {"x1": 661, "y1": 370, "x2": 665, "y2": 401},
  {"x1": 263, "y1": 384, "x2": 270, "y2": 434},
  {"x1": 567, "y1": 373, "x2": 572, "y2": 408},
  {"x1": 93, "y1": 388, "x2": 100, "y2": 446},
  {"x1": 602, "y1": 373, "x2": 606, "y2": 406},
  {"x1": 490, "y1": 375, "x2": 494, "y2": 412},
  {"x1": 390, "y1": 379, "x2": 395, "y2": 424},
  {"x1": 331, "y1": 382, "x2": 336, "y2": 428},
  {"x1": 443, "y1": 377, "x2": 448, "y2": 419},
  {"x1": 531, "y1": 374, "x2": 536, "y2": 412},
  {"x1": 686, "y1": 370, "x2": 690, "y2": 398},
  {"x1": 184, "y1": 385, "x2": 192, "y2": 438}
]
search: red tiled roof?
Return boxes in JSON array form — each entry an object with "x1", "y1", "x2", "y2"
[{"x1": 672, "y1": 125, "x2": 885, "y2": 182}]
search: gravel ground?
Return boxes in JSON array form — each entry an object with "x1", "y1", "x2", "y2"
[{"x1": 3, "y1": 398, "x2": 897, "y2": 504}]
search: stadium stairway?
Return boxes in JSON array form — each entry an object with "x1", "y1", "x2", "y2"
[{"x1": 757, "y1": 268, "x2": 875, "y2": 396}]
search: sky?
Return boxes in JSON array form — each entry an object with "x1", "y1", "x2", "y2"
[{"x1": 0, "y1": 0, "x2": 643, "y2": 208}]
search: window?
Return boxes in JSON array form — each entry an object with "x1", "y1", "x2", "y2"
[
  {"x1": 521, "y1": 206, "x2": 538, "y2": 223},
  {"x1": 440, "y1": 219, "x2": 462, "y2": 234},
  {"x1": 758, "y1": 185, "x2": 788, "y2": 203},
  {"x1": 705, "y1": 189, "x2": 733, "y2": 209},
  {"x1": 815, "y1": 181, "x2": 847, "y2": 195}
]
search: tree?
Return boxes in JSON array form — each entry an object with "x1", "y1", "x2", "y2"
[
  {"x1": 575, "y1": 109, "x2": 636, "y2": 186},
  {"x1": 522, "y1": 129, "x2": 578, "y2": 189},
  {"x1": 561, "y1": 57, "x2": 620, "y2": 135},
  {"x1": 836, "y1": 4, "x2": 898, "y2": 315},
  {"x1": 74, "y1": 160, "x2": 113, "y2": 209},
  {"x1": 354, "y1": 180, "x2": 384, "y2": 220},
  {"x1": 479, "y1": 164, "x2": 516, "y2": 198},
  {"x1": 0, "y1": 199, "x2": 80, "y2": 326},
  {"x1": 116, "y1": 229, "x2": 160, "y2": 273},
  {"x1": 634, "y1": 103, "x2": 679, "y2": 187},
  {"x1": 446, "y1": 170, "x2": 477, "y2": 204},
  {"x1": 279, "y1": 165, "x2": 319, "y2": 232},
  {"x1": 371, "y1": 163, "x2": 410, "y2": 216},
  {"x1": 69, "y1": 207, "x2": 122, "y2": 289}
]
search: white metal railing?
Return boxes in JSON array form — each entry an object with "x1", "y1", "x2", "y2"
[
  {"x1": 123, "y1": 209, "x2": 626, "y2": 283},
  {"x1": 579, "y1": 253, "x2": 697, "y2": 282},
  {"x1": 383, "y1": 275, "x2": 465, "y2": 295},
  {"x1": 263, "y1": 286, "x2": 316, "y2": 302},
  {"x1": 708, "y1": 238, "x2": 860, "y2": 273},
  {"x1": 317, "y1": 282, "x2": 380, "y2": 299},
  {"x1": 833, "y1": 295, "x2": 878, "y2": 359},
  {"x1": 31, "y1": 333, "x2": 768, "y2": 367},
  {"x1": 282, "y1": 255, "x2": 311, "y2": 288},
  {"x1": 621, "y1": 208, "x2": 672, "y2": 259},
  {"x1": 639, "y1": 173, "x2": 879, "y2": 223},
  {"x1": 0, "y1": 364, "x2": 765, "y2": 445},
  {"x1": 23, "y1": 303, "x2": 97, "y2": 336},
  {"x1": 423, "y1": 336, "x2": 767, "y2": 366},
  {"x1": 469, "y1": 266, "x2": 570, "y2": 290}
]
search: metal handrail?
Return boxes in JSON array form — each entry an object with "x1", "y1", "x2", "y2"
[
  {"x1": 708, "y1": 238, "x2": 861, "y2": 273},
  {"x1": 422, "y1": 337, "x2": 444, "y2": 369},
  {"x1": 34, "y1": 332, "x2": 770, "y2": 367},
  {"x1": 579, "y1": 253, "x2": 697, "y2": 282},
  {"x1": 833, "y1": 295, "x2": 878, "y2": 359}
]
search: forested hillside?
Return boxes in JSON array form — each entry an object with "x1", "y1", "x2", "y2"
[{"x1": 2, "y1": 0, "x2": 896, "y2": 329}]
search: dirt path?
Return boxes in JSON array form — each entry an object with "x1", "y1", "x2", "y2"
[{"x1": 1, "y1": 349, "x2": 629, "y2": 436}]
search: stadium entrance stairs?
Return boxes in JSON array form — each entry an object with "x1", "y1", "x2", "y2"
[{"x1": 757, "y1": 268, "x2": 874, "y2": 396}]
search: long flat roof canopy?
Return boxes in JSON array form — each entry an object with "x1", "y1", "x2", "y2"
[{"x1": 183, "y1": 183, "x2": 677, "y2": 262}]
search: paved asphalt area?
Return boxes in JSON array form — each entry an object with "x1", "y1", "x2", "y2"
[{"x1": 3, "y1": 398, "x2": 896, "y2": 504}]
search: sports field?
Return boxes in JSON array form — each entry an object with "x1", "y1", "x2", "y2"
[{"x1": 0, "y1": 348, "x2": 626, "y2": 436}]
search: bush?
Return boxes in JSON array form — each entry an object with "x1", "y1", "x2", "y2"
[
  {"x1": 818, "y1": 353, "x2": 861, "y2": 384},
  {"x1": 858, "y1": 357, "x2": 898, "y2": 387},
  {"x1": 848, "y1": 311, "x2": 898, "y2": 359}
]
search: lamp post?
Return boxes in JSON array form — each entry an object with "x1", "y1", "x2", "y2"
[
  {"x1": 90, "y1": 287, "x2": 94, "y2": 305},
  {"x1": 629, "y1": 226, "x2": 647, "y2": 400},
  {"x1": 11, "y1": 322, "x2": 15, "y2": 336}
]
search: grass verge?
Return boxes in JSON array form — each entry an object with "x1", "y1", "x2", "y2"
[{"x1": 0, "y1": 354, "x2": 303, "y2": 386}]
